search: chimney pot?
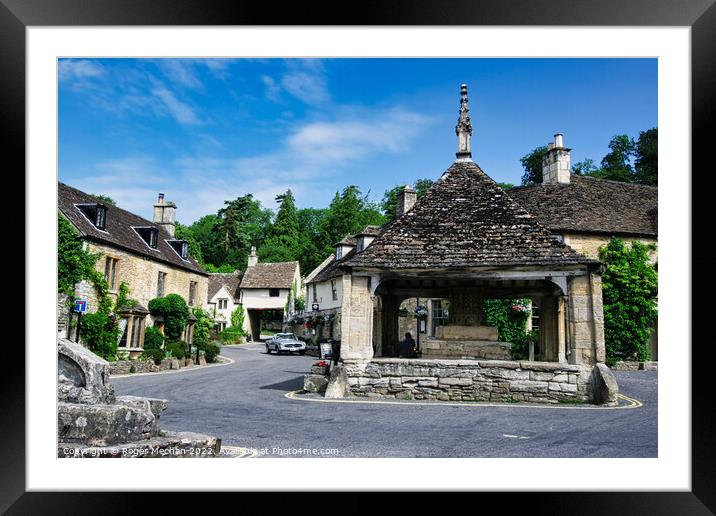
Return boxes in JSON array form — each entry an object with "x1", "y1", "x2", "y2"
[{"x1": 554, "y1": 133, "x2": 564, "y2": 148}]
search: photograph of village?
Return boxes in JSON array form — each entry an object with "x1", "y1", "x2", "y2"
[{"x1": 57, "y1": 58, "x2": 658, "y2": 459}]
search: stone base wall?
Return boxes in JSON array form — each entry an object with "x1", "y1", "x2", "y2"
[
  {"x1": 344, "y1": 358, "x2": 591, "y2": 404},
  {"x1": 421, "y1": 340, "x2": 511, "y2": 360}
]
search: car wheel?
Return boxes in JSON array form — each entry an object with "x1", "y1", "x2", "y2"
[{"x1": 298, "y1": 350, "x2": 306, "y2": 355}]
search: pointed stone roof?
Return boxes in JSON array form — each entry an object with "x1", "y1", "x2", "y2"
[{"x1": 345, "y1": 160, "x2": 595, "y2": 270}]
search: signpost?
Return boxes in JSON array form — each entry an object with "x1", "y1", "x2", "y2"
[{"x1": 73, "y1": 299, "x2": 88, "y2": 343}]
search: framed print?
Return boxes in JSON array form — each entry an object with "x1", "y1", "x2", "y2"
[{"x1": 4, "y1": 0, "x2": 713, "y2": 512}]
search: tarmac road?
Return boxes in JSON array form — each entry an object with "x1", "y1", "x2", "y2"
[{"x1": 112, "y1": 343, "x2": 657, "y2": 458}]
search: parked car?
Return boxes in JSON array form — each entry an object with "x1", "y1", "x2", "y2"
[{"x1": 266, "y1": 333, "x2": 307, "y2": 355}]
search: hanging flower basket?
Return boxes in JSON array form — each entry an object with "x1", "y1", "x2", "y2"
[
  {"x1": 414, "y1": 306, "x2": 429, "y2": 319},
  {"x1": 511, "y1": 301, "x2": 531, "y2": 314}
]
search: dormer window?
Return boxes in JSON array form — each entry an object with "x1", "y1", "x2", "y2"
[
  {"x1": 134, "y1": 227, "x2": 159, "y2": 249},
  {"x1": 168, "y1": 239, "x2": 189, "y2": 260},
  {"x1": 76, "y1": 203, "x2": 108, "y2": 230}
]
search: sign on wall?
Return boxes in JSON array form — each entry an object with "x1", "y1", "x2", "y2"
[{"x1": 74, "y1": 299, "x2": 88, "y2": 313}]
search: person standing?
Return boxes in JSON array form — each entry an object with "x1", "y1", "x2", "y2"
[{"x1": 399, "y1": 332, "x2": 417, "y2": 358}]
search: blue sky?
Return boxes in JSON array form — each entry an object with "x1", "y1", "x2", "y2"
[{"x1": 58, "y1": 58, "x2": 657, "y2": 224}]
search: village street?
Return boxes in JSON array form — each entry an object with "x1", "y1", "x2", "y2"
[{"x1": 112, "y1": 343, "x2": 658, "y2": 458}]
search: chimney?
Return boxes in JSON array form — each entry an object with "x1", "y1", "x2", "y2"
[
  {"x1": 153, "y1": 193, "x2": 177, "y2": 237},
  {"x1": 396, "y1": 185, "x2": 417, "y2": 217},
  {"x1": 542, "y1": 133, "x2": 571, "y2": 185},
  {"x1": 247, "y1": 246, "x2": 258, "y2": 267}
]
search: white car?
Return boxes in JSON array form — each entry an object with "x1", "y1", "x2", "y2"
[{"x1": 266, "y1": 333, "x2": 306, "y2": 355}]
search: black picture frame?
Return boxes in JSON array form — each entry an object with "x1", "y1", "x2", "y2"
[{"x1": 4, "y1": 0, "x2": 711, "y2": 512}]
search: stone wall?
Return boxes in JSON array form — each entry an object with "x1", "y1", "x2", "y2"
[
  {"x1": 344, "y1": 358, "x2": 590, "y2": 403},
  {"x1": 562, "y1": 233, "x2": 657, "y2": 262},
  {"x1": 85, "y1": 241, "x2": 208, "y2": 312}
]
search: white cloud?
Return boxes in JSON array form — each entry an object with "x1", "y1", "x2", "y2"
[
  {"x1": 58, "y1": 59, "x2": 106, "y2": 88},
  {"x1": 156, "y1": 60, "x2": 203, "y2": 89},
  {"x1": 151, "y1": 83, "x2": 203, "y2": 125},
  {"x1": 261, "y1": 75, "x2": 281, "y2": 101}
]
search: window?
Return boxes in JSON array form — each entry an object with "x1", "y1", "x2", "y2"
[
  {"x1": 157, "y1": 271, "x2": 166, "y2": 297},
  {"x1": 168, "y1": 239, "x2": 189, "y2": 260},
  {"x1": 130, "y1": 316, "x2": 145, "y2": 348},
  {"x1": 431, "y1": 299, "x2": 449, "y2": 336},
  {"x1": 77, "y1": 203, "x2": 108, "y2": 230},
  {"x1": 531, "y1": 301, "x2": 540, "y2": 333},
  {"x1": 104, "y1": 256, "x2": 119, "y2": 291},
  {"x1": 189, "y1": 281, "x2": 197, "y2": 306},
  {"x1": 269, "y1": 288, "x2": 280, "y2": 297},
  {"x1": 312, "y1": 284, "x2": 318, "y2": 302},
  {"x1": 331, "y1": 280, "x2": 338, "y2": 301},
  {"x1": 218, "y1": 298, "x2": 228, "y2": 310},
  {"x1": 135, "y1": 227, "x2": 159, "y2": 249}
]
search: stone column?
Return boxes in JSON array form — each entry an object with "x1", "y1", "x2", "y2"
[
  {"x1": 339, "y1": 274, "x2": 374, "y2": 363},
  {"x1": 557, "y1": 296, "x2": 566, "y2": 363},
  {"x1": 567, "y1": 273, "x2": 603, "y2": 366},
  {"x1": 588, "y1": 272, "x2": 606, "y2": 363}
]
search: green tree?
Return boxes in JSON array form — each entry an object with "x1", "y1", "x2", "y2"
[
  {"x1": 571, "y1": 158, "x2": 599, "y2": 176},
  {"x1": 174, "y1": 222, "x2": 204, "y2": 265},
  {"x1": 596, "y1": 134, "x2": 636, "y2": 182},
  {"x1": 91, "y1": 194, "x2": 116, "y2": 206},
  {"x1": 633, "y1": 127, "x2": 658, "y2": 185},
  {"x1": 599, "y1": 239, "x2": 658, "y2": 362},
  {"x1": 381, "y1": 179, "x2": 434, "y2": 220},
  {"x1": 520, "y1": 145, "x2": 549, "y2": 185},
  {"x1": 258, "y1": 190, "x2": 301, "y2": 263},
  {"x1": 188, "y1": 214, "x2": 223, "y2": 267},
  {"x1": 297, "y1": 207, "x2": 329, "y2": 274},
  {"x1": 319, "y1": 186, "x2": 386, "y2": 257},
  {"x1": 58, "y1": 214, "x2": 97, "y2": 295},
  {"x1": 495, "y1": 182, "x2": 515, "y2": 190},
  {"x1": 216, "y1": 194, "x2": 273, "y2": 270}
]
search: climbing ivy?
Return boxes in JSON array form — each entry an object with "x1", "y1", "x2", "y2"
[
  {"x1": 483, "y1": 299, "x2": 532, "y2": 359},
  {"x1": 57, "y1": 214, "x2": 97, "y2": 295},
  {"x1": 599, "y1": 239, "x2": 658, "y2": 362}
]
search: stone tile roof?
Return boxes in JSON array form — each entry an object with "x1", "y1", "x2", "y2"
[
  {"x1": 334, "y1": 235, "x2": 357, "y2": 246},
  {"x1": 354, "y1": 225, "x2": 382, "y2": 237},
  {"x1": 507, "y1": 175, "x2": 657, "y2": 238},
  {"x1": 345, "y1": 160, "x2": 595, "y2": 270},
  {"x1": 309, "y1": 249, "x2": 357, "y2": 284},
  {"x1": 208, "y1": 271, "x2": 243, "y2": 300},
  {"x1": 241, "y1": 261, "x2": 299, "y2": 289},
  {"x1": 58, "y1": 181, "x2": 207, "y2": 276}
]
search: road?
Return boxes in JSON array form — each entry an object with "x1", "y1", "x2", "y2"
[{"x1": 112, "y1": 343, "x2": 658, "y2": 458}]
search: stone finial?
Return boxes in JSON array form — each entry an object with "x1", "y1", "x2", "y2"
[
  {"x1": 455, "y1": 83, "x2": 473, "y2": 160},
  {"x1": 542, "y1": 133, "x2": 572, "y2": 185},
  {"x1": 247, "y1": 245, "x2": 258, "y2": 267},
  {"x1": 396, "y1": 184, "x2": 417, "y2": 217}
]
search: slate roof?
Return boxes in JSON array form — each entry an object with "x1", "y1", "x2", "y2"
[
  {"x1": 345, "y1": 160, "x2": 595, "y2": 270},
  {"x1": 354, "y1": 225, "x2": 382, "y2": 237},
  {"x1": 208, "y1": 271, "x2": 243, "y2": 300},
  {"x1": 241, "y1": 261, "x2": 299, "y2": 289},
  {"x1": 506, "y1": 175, "x2": 658, "y2": 238},
  {"x1": 58, "y1": 182, "x2": 207, "y2": 275}
]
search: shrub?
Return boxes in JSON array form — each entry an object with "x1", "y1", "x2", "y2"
[
  {"x1": 202, "y1": 342, "x2": 221, "y2": 363},
  {"x1": 483, "y1": 298, "x2": 531, "y2": 343},
  {"x1": 141, "y1": 347, "x2": 164, "y2": 365},
  {"x1": 219, "y1": 325, "x2": 245, "y2": 344},
  {"x1": 148, "y1": 294, "x2": 190, "y2": 341},
  {"x1": 165, "y1": 340, "x2": 189, "y2": 360},
  {"x1": 80, "y1": 311, "x2": 119, "y2": 361},
  {"x1": 192, "y1": 307, "x2": 213, "y2": 348},
  {"x1": 143, "y1": 326, "x2": 164, "y2": 350}
]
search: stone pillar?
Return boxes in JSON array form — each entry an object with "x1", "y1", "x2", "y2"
[
  {"x1": 557, "y1": 296, "x2": 566, "y2": 363},
  {"x1": 339, "y1": 274, "x2": 374, "y2": 363},
  {"x1": 567, "y1": 273, "x2": 604, "y2": 366}
]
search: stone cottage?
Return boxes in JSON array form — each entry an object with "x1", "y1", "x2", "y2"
[
  {"x1": 507, "y1": 135, "x2": 658, "y2": 358},
  {"x1": 58, "y1": 183, "x2": 208, "y2": 356},
  {"x1": 323, "y1": 85, "x2": 616, "y2": 404},
  {"x1": 205, "y1": 248, "x2": 301, "y2": 341}
]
